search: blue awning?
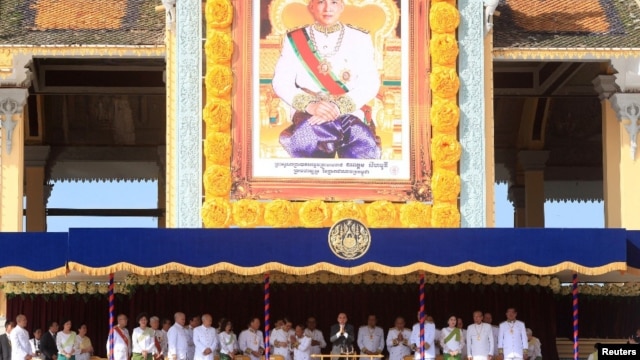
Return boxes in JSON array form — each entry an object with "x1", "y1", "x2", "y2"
[
  {"x1": 65, "y1": 227, "x2": 627, "y2": 276},
  {"x1": 0, "y1": 232, "x2": 68, "y2": 279},
  {"x1": 0, "y1": 228, "x2": 631, "y2": 278}
]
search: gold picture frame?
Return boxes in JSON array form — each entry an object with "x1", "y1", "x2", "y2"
[{"x1": 230, "y1": 0, "x2": 432, "y2": 202}]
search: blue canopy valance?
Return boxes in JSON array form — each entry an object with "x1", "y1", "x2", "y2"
[{"x1": 0, "y1": 227, "x2": 633, "y2": 279}]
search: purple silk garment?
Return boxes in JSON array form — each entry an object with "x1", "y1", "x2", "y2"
[{"x1": 279, "y1": 112, "x2": 381, "y2": 159}]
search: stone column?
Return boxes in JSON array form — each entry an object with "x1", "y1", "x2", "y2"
[
  {"x1": 593, "y1": 74, "x2": 621, "y2": 228},
  {"x1": 0, "y1": 88, "x2": 29, "y2": 231},
  {"x1": 518, "y1": 150, "x2": 550, "y2": 227},
  {"x1": 25, "y1": 146, "x2": 50, "y2": 231}
]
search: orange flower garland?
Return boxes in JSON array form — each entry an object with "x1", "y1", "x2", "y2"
[
  {"x1": 205, "y1": 30, "x2": 233, "y2": 65},
  {"x1": 204, "y1": 132, "x2": 232, "y2": 167},
  {"x1": 429, "y1": 2, "x2": 460, "y2": 34},
  {"x1": 430, "y1": 66, "x2": 460, "y2": 98},
  {"x1": 205, "y1": 0, "x2": 233, "y2": 29},
  {"x1": 299, "y1": 200, "x2": 330, "y2": 228},
  {"x1": 201, "y1": 197, "x2": 232, "y2": 228},
  {"x1": 204, "y1": 165, "x2": 233, "y2": 199},
  {"x1": 400, "y1": 202, "x2": 432, "y2": 228},
  {"x1": 331, "y1": 202, "x2": 365, "y2": 223},
  {"x1": 232, "y1": 199, "x2": 264, "y2": 228},
  {"x1": 431, "y1": 202, "x2": 461, "y2": 228},
  {"x1": 205, "y1": 65, "x2": 233, "y2": 98},
  {"x1": 203, "y1": 98, "x2": 232, "y2": 134},
  {"x1": 430, "y1": 34, "x2": 459, "y2": 66},
  {"x1": 366, "y1": 201, "x2": 397, "y2": 228},
  {"x1": 264, "y1": 200, "x2": 296, "y2": 228},
  {"x1": 430, "y1": 99, "x2": 460, "y2": 133},
  {"x1": 431, "y1": 169, "x2": 461, "y2": 202}
]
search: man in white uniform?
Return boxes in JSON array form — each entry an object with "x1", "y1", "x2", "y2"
[
  {"x1": 357, "y1": 315, "x2": 384, "y2": 356},
  {"x1": 292, "y1": 325, "x2": 312, "y2": 360},
  {"x1": 150, "y1": 317, "x2": 166, "y2": 360},
  {"x1": 271, "y1": 319, "x2": 293, "y2": 360},
  {"x1": 193, "y1": 315, "x2": 218, "y2": 360},
  {"x1": 272, "y1": 0, "x2": 381, "y2": 159},
  {"x1": 161, "y1": 319, "x2": 172, "y2": 358},
  {"x1": 304, "y1": 317, "x2": 326, "y2": 356},
  {"x1": 483, "y1": 313, "x2": 499, "y2": 358},
  {"x1": 109, "y1": 314, "x2": 131, "y2": 360},
  {"x1": 466, "y1": 311, "x2": 494, "y2": 360},
  {"x1": 10, "y1": 315, "x2": 33, "y2": 360},
  {"x1": 168, "y1": 313, "x2": 189, "y2": 360},
  {"x1": 238, "y1": 318, "x2": 264, "y2": 360},
  {"x1": 410, "y1": 313, "x2": 435, "y2": 360},
  {"x1": 497, "y1": 308, "x2": 528, "y2": 360},
  {"x1": 386, "y1": 317, "x2": 412, "y2": 360}
]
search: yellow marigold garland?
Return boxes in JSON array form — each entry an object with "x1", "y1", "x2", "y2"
[
  {"x1": 299, "y1": 200, "x2": 330, "y2": 228},
  {"x1": 431, "y1": 169, "x2": 461, "y2": 202},
  {"x1": 205, "y1": 30, "x2": 233, "y2": 65},
  {"x1": 232, "y1": 199, "x2": 264, "y2": 228},
  {"x1": 203, "y1": 165, "x2": 232, "y2": 199},
  {"x1": 430, "y1": 34, "x2": 459, "y2": 66},
  {"x1": 366, "y1": 200, "x2": 397, "y2": 228},
  {"x1": 205, "y1": 65, "x2": 233, "y2": 97},
  {"x1": 430, "y1": 99, "x2": 459, "y2": 133},
  {"x1": 429, "y1": 2, "x2": 460, "y2": 34},
  {"x1": 204, "y1": 132, "x2": 232, "y2": 167},
  {"x1": 431, "y1": 202, "x2": 461, "y2": 228},
  {"x1": 202, "y1": 197, "x2": 232, "y2": 228},
  {"x1": 400, "y1": 202, "x2": 431, "y2": 228},
  {"x1": 430, "y1": 66, "x2": 460, "y2": 98},
  {"x1": 205, "y1": 0, "x2": 233, "y2": 29},
  {"x1": 264, "y1": 200, "x2": 296, "y2": 228},
  {"x1": 331, "y1": 202, "x2": 365, "y2": 223},
  {"x1": 431, "y1": 134, "x2": 462, "y2": 168},
  {"x1": 203, "y1": 98, "x2": 232, "y2": 134}
]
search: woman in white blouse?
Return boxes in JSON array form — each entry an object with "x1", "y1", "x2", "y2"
[
  {"x1": 439, "y1": 315, "x2": 464, "y2": 360},
  {"x1": 132, "y1": 313, "x2": 156, "y2": 360},
  {"x1": 56, "y1": 320, "x2": 81, "y2": 360},
  {"x1": 217, "y1": 319, "x2": 237, "y2": 360},
  {"x1": 76, "y1": 324, "x2": 93, "y2": 360}
]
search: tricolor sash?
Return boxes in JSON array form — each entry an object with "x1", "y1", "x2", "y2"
[
  {"x1": 115, "y1": 327, "x2": 130, "y2": 347},
  {"x1": 287, "y1": 28, "x2": 349, "y2": 96}
]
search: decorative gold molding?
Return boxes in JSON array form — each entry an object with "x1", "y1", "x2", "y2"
[{"x1": 0, "y1": 46, "x2": 165, "y2": 58}]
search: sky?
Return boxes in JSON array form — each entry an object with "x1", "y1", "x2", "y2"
[{"x1": 43, "y1": 181, "x2": 605, "y2": 231}]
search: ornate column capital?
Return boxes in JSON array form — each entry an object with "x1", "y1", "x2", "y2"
[
  {"x1": 0, "y1": 54, "x2": 32, "y2": 88},
  {"x1": 610, "y1": 93, "x2": 640, "y2": 160},
  {"x1": 518, "y1": 150, "x2": 550, "y2": 171},
  {"x1": 592, "y1": 74, "x2": 618, "y2": 101},
  {"x1": 611, "y1": 58, "x2": 640, "y2": 93},
  {"x1": 0, "y1": 88, "x2": 29, "y2": 154}
]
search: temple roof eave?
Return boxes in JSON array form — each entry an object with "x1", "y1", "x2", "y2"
[{"x1": 493, "y1": 47, "x2": 640, "y2": 61}]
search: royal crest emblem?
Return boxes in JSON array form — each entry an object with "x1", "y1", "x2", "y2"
[{"x1": 328, "y1": 219, "x2": 371, "y2": 260}]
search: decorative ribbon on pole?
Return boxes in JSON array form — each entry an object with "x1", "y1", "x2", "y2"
[
  {"x1": 572, "y1": 273, "x2": 579, "y2": 360},
  {"x1": 419, "y1": 272, "x2": 425, "y2": 360},
  {"x1": 264, "y1": 273, "x2": 270, "y2": 360},
  {"x1": 108, "y1": 273, "x2": 115, "y2": 360}
]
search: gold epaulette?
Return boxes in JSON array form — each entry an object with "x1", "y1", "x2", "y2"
[
  {"x1": 346, "y1": 24, "x2": 369, "y2": 34},
  {"x1": 287, "y1": 24, "x2": 310, "y2": 33}
]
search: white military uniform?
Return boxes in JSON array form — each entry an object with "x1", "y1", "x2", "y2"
[
  {"x1": 161, "y1": 329, "x2": 170, "y2": 358},
  {"x1": 357, "y1": 326, "x2": 384, "y2": 355},
  {"x1": 10, "y1": 324, "x2": 33, "y2": 360},
  {"x1": 303, "y1": 329, "x2": 326, "y2": 355},
  {"x1": 488, "y1": 325, "x2": 499, "y2": 357},
  {"x1": 133, "y1": 327, "x2": 156, "y2": 356},
  {"x1": 497, "y1": 321, "x2": 527, "y2": 360},
  {"x1": 292, "y1": 336, "x2": 312, "y2": 360},
  {"x1": 107, "y1": 328, "x2": 130, "y2": 360},
  {"x1": 439, "y1": 327, "x2": 464, "y2": 356},
  {"x1": 193, "y1": 325, "x2": 218, "y2": 360},
  {"x1": 466, "y1": 323, "x2": 494, "y2": 360},
  {"x1": 238, "y1": 329, "x2": 264, "y2": 360},
  {"x1": 410, "y1": 322, "x2": 436, "y2": 360},
  {"x1": 269, "y1": 328, "x2": 291, "y2": 360},
  {"x1": 386, "y1": 327, "x2": 412, "y2": 360},
  {"x1": 154, "y1": 329, "x2": 167, "y2": 358},
  {"x1": 272, "y1": 23, "x2": 381, "y2": 122},
  {"x1": 167, "y1": 324, "x2": 190, "y2": 360}
]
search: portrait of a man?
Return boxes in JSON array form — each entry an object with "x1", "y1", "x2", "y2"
[
  {"x1": 251, "y1": 0, "x2": 410, "y2": 181},
  {"x1": 272, "y1": 0, "x2": 381, "y2": 159}
]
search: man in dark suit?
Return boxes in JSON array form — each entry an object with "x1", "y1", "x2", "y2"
[
  {"x1": 0, "y1": 321, "x2": 16, "y2": 360},
  {"x1": 329, "y1": 313, "x2": 355, "y2": 355},
  {"x1": 39, "y1": 321, "x2": 59, "y2": 360}
]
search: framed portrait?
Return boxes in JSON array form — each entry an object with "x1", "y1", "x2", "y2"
[{"x1": 231, "y1": 0, "x2": 431, "y2": 201}]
